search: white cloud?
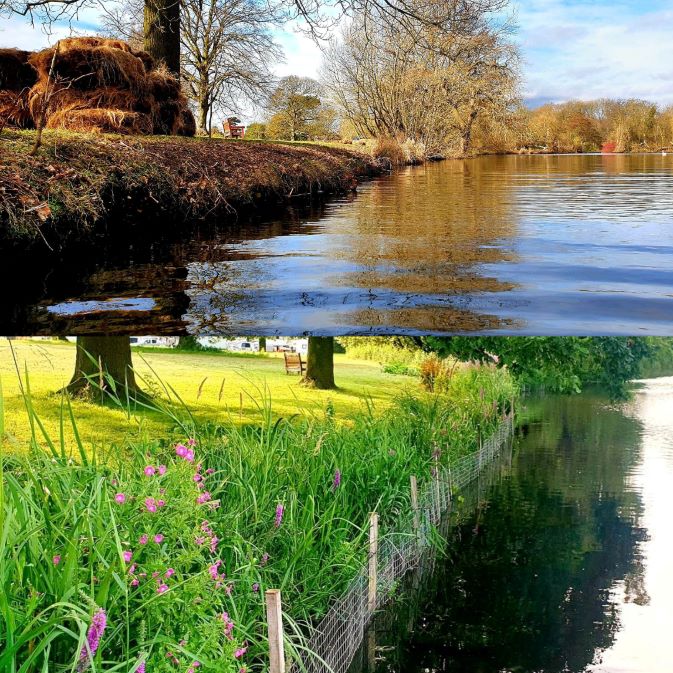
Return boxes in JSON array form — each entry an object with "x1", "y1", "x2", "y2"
[{"x1": 516, "y1": 0, "x2": 673, "y2": 106}]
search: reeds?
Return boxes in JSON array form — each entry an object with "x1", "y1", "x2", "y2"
[{"x1": 0, "y1": 364, "x2": 516, "y2": 671}]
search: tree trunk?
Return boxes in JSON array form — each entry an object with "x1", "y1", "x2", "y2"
[
  {"x1": 198, "y1": 100, "x2": 209, "y2": 134},
  {"x1": 66, "y1": 336, "x2": 138, "y2": 399},
  {"x1": 303, "y1": 337, "x2": 336, "y2": 389},
  {"x1": 144, "y1": 0, "x2": 181, "y2": 76},
  {"x1": 460, "y1": 109, "x2": 479, "y2": 156}
]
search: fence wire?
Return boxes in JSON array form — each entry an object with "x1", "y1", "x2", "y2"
[{"x1": 293, "y1": 412, "x2": 514, "y2": 673}]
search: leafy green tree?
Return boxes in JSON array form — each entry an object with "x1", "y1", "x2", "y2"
[
  {"x1": 267, "y1": 76, "x2": 322, "y2": 141},
  {"x1": 421, "y1": 337, "x2": 652, "y2": 399}
]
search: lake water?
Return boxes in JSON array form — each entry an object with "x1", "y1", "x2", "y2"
[
  {"x1": 5, "y1": 153, "x2": 673, "y2": 335},
  {"x1": 354, "y1": 378, "x2": 673, "y2": 673}
]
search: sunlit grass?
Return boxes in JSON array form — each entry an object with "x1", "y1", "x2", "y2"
[{"x1": 0, "y1": 339, "x2": 416, "y2": 453}]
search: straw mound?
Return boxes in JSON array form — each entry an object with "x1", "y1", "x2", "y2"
[
  {"x1": 1, "y1": 37, "x2": 194, "y2": 136},
  {"x1": 0, "y1": 48, "x2": 37, "y2": 91},
  {"x1": 46, "y1": 107, "x2": 154, "y2": 135},
  {"x1": 0, "y1": 49, "x2": 38, "y2": 128}
]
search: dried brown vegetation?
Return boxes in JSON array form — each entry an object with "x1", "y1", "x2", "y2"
[
  {"x1": 0, "y1": 130, "x2": 381, "y2": 248},
  {"x1": 0, "y1": 37, "x2": 194, "y2": 136}
]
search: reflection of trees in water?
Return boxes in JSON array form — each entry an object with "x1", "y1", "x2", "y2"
[
  {"x1": 369, "y1": 394, "x2": 647, "y2": 673},
  {"x1": 6, "y1": 206, "x2": 325, "y2": 334},
  {"x1": 330, "y1": 160, "x2": 519, "y2": 276}
]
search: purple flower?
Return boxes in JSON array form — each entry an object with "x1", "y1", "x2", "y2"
[
  {"x1": 144, "y1": 466, "x2": 155, "y2": 477},
  {"x1": 157, "y1": 499, "x2": 166, "y2": 508},
  {"x1": 260, "y1": 553, "x2": 269, "y2": 566},
  {"x1": 332, "y1": 469, "x2": 341, "y2": 491},
  {"x1": 78, "y1": 608, "x2": 107, "y2": 671},
  {"x1": 157, "y1": 583, "x2": 169, "y2": 594},
  {"x1": 185, "y1": 449, "x2": 195, "y2": 462},
  {"x1": 139, "y1": 534, "x2": 148, "y2": 545},
  {"x1": 274, "y1": 503, "x2": 284, "y2": 528},
  {"x1": 176, "y1": 443, "x2": 188, "y2": 457},
  {"x1": 114, "y1": 493, "x2": 126, "y2": 504},
  {"x1": 145, "y1": 498, "x2": 157, "y2": 513},
  {"x1": 53, "y1": 555, "x2": 61, "y2": 565},
  {"x1": 165, "y1": 568, "x2": 175, "y2": 578},
  {"x1": 131, "y1": 578, "x2": 139, "y2": 587},
  {"x1": 196, "y1": 492, "x2": 211, "y2": 504},
  {"x1": 154, "y1": 534, "x2": 164, "y2": 544},
  {"x1": 122, "y1": 551, "x2": 132, "y2": 563},
  {"x1": 252, "y1": 583, "x2": 260, "y2": 592},
  {"x1": 158, "y1": 464, "x2": 167, "y2": 475},
  {"x1": 137, "y1": 659, "x2": 146, "y2": 673},
  {"x1": 234, "y1": 647, "x2": 247, "y2": 659},
  {"x1": 188, "y1": 438, "x2": 197, "y2": 446}
]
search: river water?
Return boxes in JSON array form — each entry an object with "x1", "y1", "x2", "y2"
[
  {"x1": 5, "y1": 154, "x2": 673, "y2": 335},
  {"x1": 354, "y1": 378, "x2": 673, "y2": 673}
]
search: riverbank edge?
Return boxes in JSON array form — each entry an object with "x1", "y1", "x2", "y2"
[{"x1": 0, "y1": 130, "x2": 385, "y2": 250}]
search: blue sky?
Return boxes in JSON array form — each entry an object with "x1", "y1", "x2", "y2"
[{"x1": 2, "y1": 0, "x2": 673, "y2": 106}]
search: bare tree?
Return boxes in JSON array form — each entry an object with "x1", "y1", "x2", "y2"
[
  {"x1": 102, "y1": 0, "x2": 280, "y2": 134},
  {"x1": 321, "y1": 2, "x2": 519, "y2": 156}
]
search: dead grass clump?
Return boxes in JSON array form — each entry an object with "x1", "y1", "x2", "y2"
[
  {"x1": 0, "y1": 48, "x2": 37, "y2": 128},
  {"x1": 30, "y1": 46, "x2": 147, "y2": 93},
  {"x1": 372, "y1": 136, "x2": 407, "y2": 167},
  {"x1": 0, "y1": 48, "x2": 37, "y2": 91},
  {"x1": 19, "y1": 36, "x2": 195, "y2": 137},
  {"x1": 46, "y1": 107, "x2": 154, "y2": 135}
]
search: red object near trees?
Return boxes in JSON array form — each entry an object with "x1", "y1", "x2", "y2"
[{"x1": 602, "y1": 141, "x2": 617, "y2": 153}]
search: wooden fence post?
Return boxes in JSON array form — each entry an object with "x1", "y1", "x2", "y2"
[
  {"x1": 368, "y1": 512, "x2": 378, "y2": 613},
  {"x1": 410, "y1": 475, "x2": 420, "y2": 535},
  {"x1": 266, "y1": 589, "x2": 286, "y2": 673}
]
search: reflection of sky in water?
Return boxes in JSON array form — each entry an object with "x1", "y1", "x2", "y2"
[
  {"x1": 181, "y1": 155, "x2": 673, "y2": 335},
  {"x1": 590, "y1": 377, "x2": 673, "y2": 673},
  {"x1": 12, "y1": 154, "x2": 673, "y2": 334},
  {"x1": 47, "y1": 297, "x2": 156, "y2": 315}
]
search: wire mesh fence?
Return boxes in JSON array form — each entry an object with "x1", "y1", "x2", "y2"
[{"x1": 292, "y1": 412, "x2": 515, "y2": 673}]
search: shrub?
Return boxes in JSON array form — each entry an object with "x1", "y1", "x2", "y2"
[{"x1": 372, "y1": 136, "x2": 407, "y2": 166}]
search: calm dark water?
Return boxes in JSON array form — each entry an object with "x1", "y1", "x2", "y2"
[
  {"x1": 5, "y1": 154, "x2": 673, "y2": 335},
  {"x1": 357, "y1": 379, "x2": 673, "y2": 673}
]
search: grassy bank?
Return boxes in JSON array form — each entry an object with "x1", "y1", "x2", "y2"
[
  {"x1": 0, "y1": 339, "x2": 415, "y2": 452},
  {"x1": 0, "y1": 363, "x2": 516, "y2": 672},
  {"x1": 0, "y1": 130, "x2": 382, "y2": 249}
]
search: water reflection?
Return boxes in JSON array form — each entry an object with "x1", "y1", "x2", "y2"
[
  {"x1": 356, "y1": 385, "x2": 673, "y2": 673},
  {"x1": 5, "y1": 154, "x2": 673, "y2": 334}
]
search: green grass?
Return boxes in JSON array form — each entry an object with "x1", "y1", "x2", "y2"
[
  {"x1": 0, "y1": 362, "x2": 516, "y2": 673},
  {"x1": 1, "y1": 339, "x2": 416, "y2": 453}
]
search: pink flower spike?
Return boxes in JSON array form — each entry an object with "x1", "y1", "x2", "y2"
[
  {"x1": 185, "y1": 449, "x2": 195, "y2": 462},
  {"x1": 154, "y1": 534, "x2": 164, "y2": 544},
  {"x1": 175, "y1": 444, "x2": 188, "y2": 457},
  {"x1": 131, "y1": 578, "x2": 139, "y2": 586},
  {"x1": 129, "y1": 564, "x2": 137, "y2": 574},
  {"x1": 52, "y1": 555, "x2": 61, "y2": 565},
  {"x1": 206, "y1": 468, "x2": 214, "y2": 475},
  {"x1": 193, "y1": 474, "x2": 202, "y2": 483},
  {"x1": 122, "y1": 550, "x2": 132, "y2": 563},
  {"x1": 234, "y1": 647, "x2": 247, "y2": 659},
  {"x1": 158, "y1": 464, "x2": 167, "y2": 475},
  {"x1": 114, "y1": 493, "x2": 126, "y2": 504},
  {"x1": 165, "y1": 568, "x2": 175, "y2": 578},
  {"x1": 145, "y1": 497, "x2": 156, "y2": 513},
  {"x1": 157, "y1": 583, "x2": 169, "y2": 594},
  {"x1": 144, "y1": 465, "x2": 155, "y2": 477},
  {"x1": 139, "y1": 534, "x2": 148, "y2": 545},
  {"x1": 157, "y1": 499, "x2": 166, "y2": 508}
]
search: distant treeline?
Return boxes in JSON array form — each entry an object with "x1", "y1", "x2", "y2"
[{"x1": 477, "y1": 98, "x2": 673, "y2": 155}]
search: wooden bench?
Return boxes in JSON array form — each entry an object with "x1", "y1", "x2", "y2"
[{"x1": 284, "y1": 352, "x2": 306, "y2": 375}]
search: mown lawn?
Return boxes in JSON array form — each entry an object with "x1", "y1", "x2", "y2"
[{"x1": 0, "y1": 339, "x2": 415, "y2": 452}]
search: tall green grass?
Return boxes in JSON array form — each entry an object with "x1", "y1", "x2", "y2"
[{"x1": 0, "y1": 365, "x2": 516, "y2": 672}]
